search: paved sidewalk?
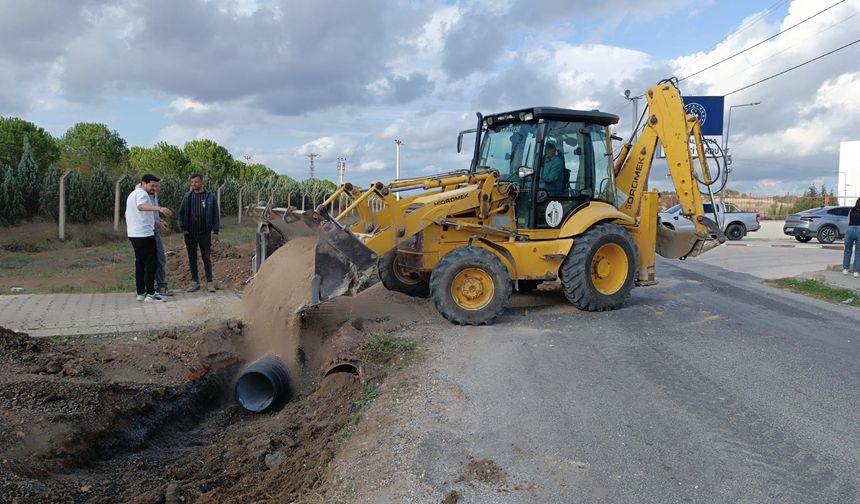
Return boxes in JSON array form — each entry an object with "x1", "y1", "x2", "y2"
[
  {"x1": 813, "y1": 268, "x2": 860, "y2": 292},
  {"x1": 0, "y1": 291, "x2": 242, "y2": 337}
]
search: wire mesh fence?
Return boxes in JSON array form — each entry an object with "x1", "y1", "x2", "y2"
[{"x1": 658, "y1": 193, "x2": 860, "y2": 219}]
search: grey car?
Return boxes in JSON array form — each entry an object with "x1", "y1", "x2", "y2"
[{"x1": 783, "y1": 206, "x2": 850, "y2": 244}]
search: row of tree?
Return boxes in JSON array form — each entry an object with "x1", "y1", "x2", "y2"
[{"x1": 0, "y1": 116, "x2": 338, "y2": 226}]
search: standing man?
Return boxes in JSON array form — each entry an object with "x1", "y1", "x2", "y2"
[
  {"x1": 126, "y1": 174, "x2": 172, "y2": 302},
  {"x1": 149, "y1": 181, "x2": 173, "y2": 296},
  {"x1": 179, "y1": 173, "x2": 220, "y2": 293}
]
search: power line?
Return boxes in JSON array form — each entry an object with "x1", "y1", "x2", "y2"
[
  {"x1": 707, "y1": 9, "x2": 860, "y2": 88},
  {"x1": 680, "y1": 0, "x2": 848, "y2": 82},
  {"x1": 680, "y1": 0, "x2": 792, "y2": 73},
  {"x1": 724, "y1": 36, "x2": 860, "y2": 96}
]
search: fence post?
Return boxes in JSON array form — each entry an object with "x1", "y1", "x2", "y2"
[
  {"x1": 238, "y1": 185, "x2": 242, "y2": 225},
  {"x1": 59, "y1": 170, "x2": 71, "y2": 240},
  {"x1": 217, "y1": 183, "x2": 225, "y2": 217},
  {"x1": 113, "y1": 174, "x2": 127, "y2": 232}
]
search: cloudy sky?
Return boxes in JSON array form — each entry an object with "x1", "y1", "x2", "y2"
[{"x1": 2, "y1": 0, "x2": 859, "y2": 195}]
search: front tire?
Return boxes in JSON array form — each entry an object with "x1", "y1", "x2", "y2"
[
  {"x1": 817, "y1": 226, "x2": 837, "y2": 244},
  {"x1": 725, "y1": 223, "x2": 745, "y2": 241},
  {"x1": 378, "y1": 250, "x2": 429, "y2": 297},
  {"x1": 560, "y1": 223, "x2": 637, "y2": 311},
  {"x1": 795, "y1": 235, "x2": 812, "y2": 243},
  {"x1": 429, "y1": 247, "x2": 512, "y2": 325}
]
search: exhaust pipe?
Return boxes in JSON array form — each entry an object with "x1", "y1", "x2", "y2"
[{"x1": 234, "y1": 355, "x2": 291, "y2": 413}]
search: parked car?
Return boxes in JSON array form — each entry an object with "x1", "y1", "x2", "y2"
[
  {"x1": 783, "y1": 206, "x2": 850, "y2": 244},
  {"x1": 659, "y1": 202, "x2": 761, "y2": 241}
]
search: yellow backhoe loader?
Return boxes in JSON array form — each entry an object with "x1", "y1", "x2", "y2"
[{"x1": 254, "y1": 79, "x2": 726, "y2": 325}]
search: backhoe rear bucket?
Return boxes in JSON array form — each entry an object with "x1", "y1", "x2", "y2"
[{"x1": 656, "y1": 216, "x2": 725, "y2": 259}]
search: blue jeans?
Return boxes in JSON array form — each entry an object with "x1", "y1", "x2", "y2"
[{"x1": 843, "y1": 226, "x2": 860, "y2": 272}]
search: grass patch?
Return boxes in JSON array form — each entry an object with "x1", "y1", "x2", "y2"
[
  {"x1": 355, "y1": 386, "x2": 380, "y2": 409},
  {"x1": 0, "y1": 254, "x2": 39, "y2": 270},
  {"x1": 770, "y1": 278, "x2": 860, "y2": 307},
  {"x1": 360, "y1": 333, "x2": 416, "y2": 364}
]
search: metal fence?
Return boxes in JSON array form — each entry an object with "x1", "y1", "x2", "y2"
[{"x1": 658, "y1": 194, "x2": 860, "y2": 220}]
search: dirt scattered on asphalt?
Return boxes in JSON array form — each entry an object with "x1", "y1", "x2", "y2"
[
  {"x1": 458, "y1": 456, "x2": 508, "y2": 486},
  {"x1": 442, "y1": 489, "x2": 460, "y2": 503}
]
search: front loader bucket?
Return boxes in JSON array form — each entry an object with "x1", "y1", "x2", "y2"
[
  {"x1": 310, "y1": 220, "x2": 378, "y2": 305},
  {"x1": 656, "y1": 216, "x2": 726, "y2": 259}
]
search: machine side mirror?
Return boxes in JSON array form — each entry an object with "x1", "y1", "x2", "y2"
[
  {"x1": 536, "y1": 189, "x2": 549, "y2": 204},
  {"x1": 457, "y1": 133, "x2": 463, "y2": 153},
  {"x1": 518, "y1": 166, "x2": 534, "y2": 178}
]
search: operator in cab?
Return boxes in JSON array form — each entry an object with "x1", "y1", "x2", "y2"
[{"x1": 540, "y1": 142, "x2": 565, "y2": 195}]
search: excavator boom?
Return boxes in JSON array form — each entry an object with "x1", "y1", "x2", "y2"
[{"x1": 614, "y1": 80, "x2": 725, "y2": 261}]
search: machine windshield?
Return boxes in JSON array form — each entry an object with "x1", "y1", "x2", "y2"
[{"x1": 477, "y1": 122, "x2": 538, "y2": 181}]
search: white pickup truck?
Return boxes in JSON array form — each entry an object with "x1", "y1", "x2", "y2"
[{"x1": 659, "y1": 202, "x2": 761, "y2": 241}]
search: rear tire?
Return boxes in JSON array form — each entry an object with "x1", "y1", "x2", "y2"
[
  {"x1": 725, "y1": 223, "x2": 745, "y2": 241},
  {"x1": 378, "y1": 250, "x2": 429, "y2": 298},
  {"x1": 560, "y1": 223, "x2": 637, "y2": 311},
  {"x1": 794, "y1": 236, "x2": 812, "y2": 243},
  {"x1": 429, "y1": 247, "x2": 512, "y2": 325},
  {"x1": 817, "y1": 225, "x2": 837, "y2": 244}
]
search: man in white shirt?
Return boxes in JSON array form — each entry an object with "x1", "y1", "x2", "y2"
[{"x1": 126, "y1": 174, "x2": 173, "y2": 302}]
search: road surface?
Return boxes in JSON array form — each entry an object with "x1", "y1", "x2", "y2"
[{"x1": 329, "y1": 254, "x2": 860, "y2": 503}]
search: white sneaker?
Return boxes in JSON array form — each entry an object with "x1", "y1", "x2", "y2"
[
  {"x1": 136, "y1": 294, "x2": 146, "y2": 301},
  {"x1": 843, "y1": 269, "x2": 849, "y2": 275},
  {"x1": 144, "y1": 293, "x2": 166, "y2": 303},
  {"x1": 854, "y1": 272, "x2": 858, "y2": 278}
]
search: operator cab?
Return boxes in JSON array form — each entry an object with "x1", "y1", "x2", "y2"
[{"x1": 469, "y1": 107, "x2": 619, "y2": 230}]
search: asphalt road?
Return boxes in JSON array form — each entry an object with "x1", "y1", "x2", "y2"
[{"x1": 406, "y1": 257, "x2": 860, "y2": 503}]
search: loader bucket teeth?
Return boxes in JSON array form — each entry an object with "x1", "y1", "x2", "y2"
[{"x1": 311, "y1": 221, "x2": 378, "y2": 305}]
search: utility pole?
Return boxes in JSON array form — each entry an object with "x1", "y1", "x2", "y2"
[
  {"x1": 305, "y1": 153, "x2": 319, "y2": 179},
  {"x1": 394, "y1": 139, "x2": 403, "y2": 181},
  {"x1": 337, "y1": 157, "x2": 346, "y2": 185},
  {"x1": 394, "y1": 140, "x2": 404, "y2": 200}
]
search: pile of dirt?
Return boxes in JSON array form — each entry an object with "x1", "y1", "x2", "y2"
[
  {"x1": 0, "y1": 322, "x2": 245, "y2": 502},
  {"x1": 165, "y1": 241, "x2": 253, "y2": 292},
  {"x1": 0, "y1": 234, "x2": 441, "y2": 503}
]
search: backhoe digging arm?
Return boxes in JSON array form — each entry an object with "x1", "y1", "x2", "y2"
[{"x1": 614, "y1": 80, "x2": 725, "y2": 261}]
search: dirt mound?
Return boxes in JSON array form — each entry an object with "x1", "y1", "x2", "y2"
[
  {"x1": 0, "y1": 322, "x2": 246, "y2": 502},
  {"x1": 166, "y1": 241, "x2": 253, "y2": 292},
  {"x1": 0, "y1": 326, "x2": 45, "y2": 360},
  {"x1": 241, "y1": 236, "x2": 317, "y2": 387}
]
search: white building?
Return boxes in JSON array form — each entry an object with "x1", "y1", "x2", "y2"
[{"x1": 837, "y1": 141, "x2": 860, "y2": 206}]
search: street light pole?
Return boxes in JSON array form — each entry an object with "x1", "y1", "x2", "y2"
[
  {"x1": 723, "y1": 101, "x2": 761, "y2": 160},
  {"x1": 624, "y1": 89, "x2": 642, "y2": 141},
  {"x1": 394, "y1": 139, "x2": 404, "y2": 200}
]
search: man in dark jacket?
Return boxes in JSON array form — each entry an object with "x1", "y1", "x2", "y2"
[{"x1": 178, "y1": 174, "x2": 220, "y2": 292}]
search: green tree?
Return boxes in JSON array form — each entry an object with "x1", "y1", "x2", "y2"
[
  {"x1": 0, "y1": 117, "x2": 60, "y2": 171},
  {"x1": 40, "y1": 164, "x2": 61, "y2": 220},
  {"x1": 1, "y1": 162, "x2": 25, "y2": 224},
  {"x1": 61, "y1": 122, "x2": 129, "y2": 174},
  {"x1": 66, "y1": 170, "x2": 91, "y2": 223},
  {"x1": 183, "y1": 139, "x2": 234, "y2": 184},
  {"x1": 88, "y1": 165, "x2": 113, "y2": 220},
  {"x1": 129, "y1": 142, "x2": 193, "y2": 181},
  {"x1": 17, "y1": 136, "x2": 42, "y2": 220}
]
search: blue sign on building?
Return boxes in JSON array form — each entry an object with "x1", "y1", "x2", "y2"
[{"x1": 682, "y1": 96, "x2": 724, "y2": 136}]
